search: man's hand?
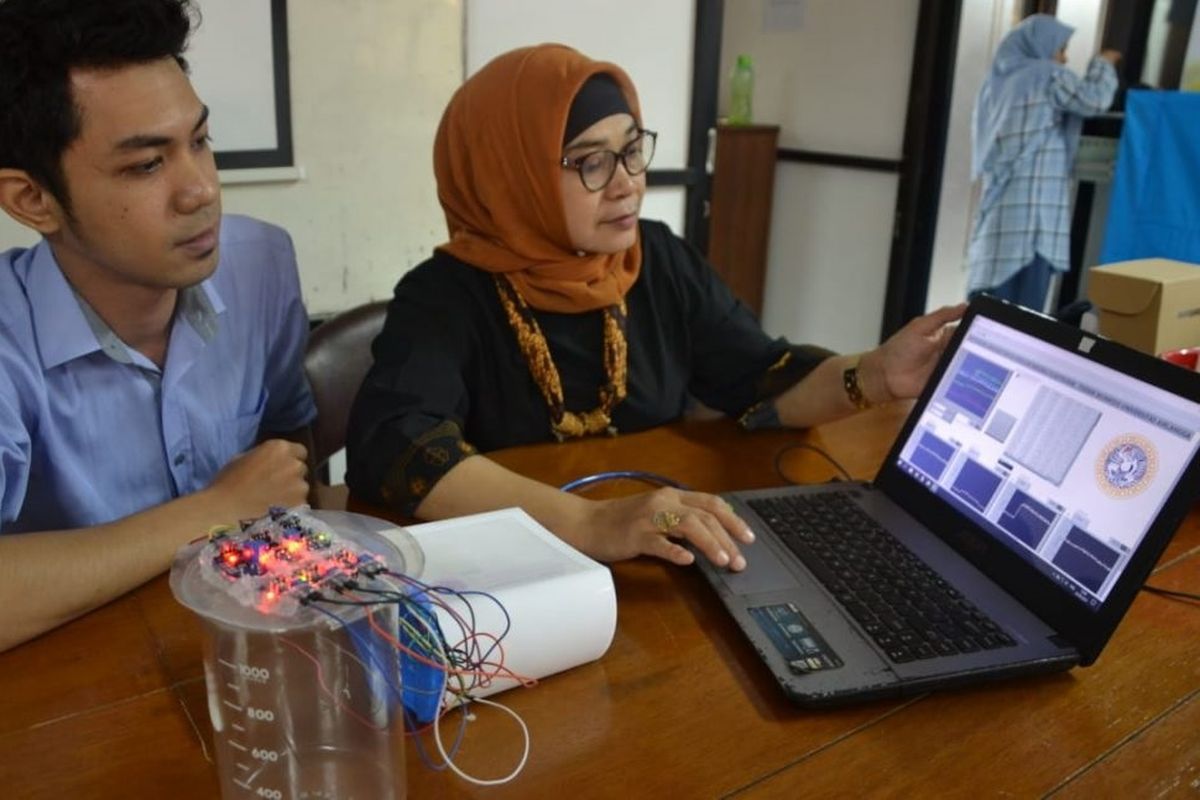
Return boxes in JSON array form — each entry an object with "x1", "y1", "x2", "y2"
[
  {"x1": 206, "y1": 439, "x2": 310, "y2": 520},
  {"x1": 1100, "y1": 49, "x2": 1123, "y2": 65}
]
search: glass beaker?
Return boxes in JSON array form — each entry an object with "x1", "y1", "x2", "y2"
[{"x1": 171, "y1": 509, "x2": 425, "y2": 800}]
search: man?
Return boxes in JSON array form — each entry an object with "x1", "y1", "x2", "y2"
[{"x1": 0, "y1": 0, "x2": 315, "y2": 650}]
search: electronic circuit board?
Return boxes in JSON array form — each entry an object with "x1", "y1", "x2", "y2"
[{"x1": 199, "y1": 506, "x2": 389, "y2": 615}]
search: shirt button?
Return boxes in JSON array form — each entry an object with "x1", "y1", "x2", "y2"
[{"x1": 173, "y1": 453, "x2": 187, "y2": 466}]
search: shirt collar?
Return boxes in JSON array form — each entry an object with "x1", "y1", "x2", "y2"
[
  {"x1": 181, "y1": 279, "x2": 224, "y2": 342},
  {"x1": 27, "y1": 242, "x2": 99, "y2": 369},
  {"x1": 75, "y1": 294, "x2": 137, "y2": 365},
  {"x1": 27, "y1": 240, "x2": 226, "y2": 370}
]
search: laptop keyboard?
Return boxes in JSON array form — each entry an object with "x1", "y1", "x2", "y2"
[{"x1": 747, "y1": 493, "x2": 1016, "y2": 664}]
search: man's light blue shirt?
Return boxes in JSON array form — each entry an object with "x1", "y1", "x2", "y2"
[{"x1": 0, "y1": 214, "x2": 316, "y2": 532}]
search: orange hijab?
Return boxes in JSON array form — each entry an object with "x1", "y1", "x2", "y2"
[{"x1": 434, "y1": 44, "x2": 643, "y2": 313}]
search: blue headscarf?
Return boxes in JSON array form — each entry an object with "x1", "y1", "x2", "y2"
[{"x1": 972, "y1": 14, "x2": 1074, "y2": 179}]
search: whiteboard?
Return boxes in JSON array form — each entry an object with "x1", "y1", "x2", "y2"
[{"x1": 187, "y1": 0, "x2": 291, "y2": 167}]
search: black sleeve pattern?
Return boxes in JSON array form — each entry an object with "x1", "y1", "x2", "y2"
[
  {"x1": 378, "y1": 419, "x2": 479, "y2": 515},
  {"x1": 737, "y1": 344, "x2": 836, "y2": 431}
]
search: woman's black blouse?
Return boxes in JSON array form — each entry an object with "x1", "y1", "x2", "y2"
[{"x1": 346, "y1": 220, "x2": 829, "y2": 512}]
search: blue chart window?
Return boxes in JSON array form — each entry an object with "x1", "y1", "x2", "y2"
[
  {"x1": 950, "y1": 458, "x2": 1002, "y2": 512},
  {"x1": 943, "y1": 353, "x2": 1010, "y2": 423},
  {"x1": 1051, "y1": 527, "x2": 1119, "y2": 593},
  {"x1": 910, "y1": 431, "x2": 957, "y2": 480},
  {"x1": 997, "y1": 490, "x2": 1057, "y2": 549}
]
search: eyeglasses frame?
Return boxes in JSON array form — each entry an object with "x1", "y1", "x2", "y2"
[{"x1": 559, "y1": 129, "x2": 658, "y2": 192}]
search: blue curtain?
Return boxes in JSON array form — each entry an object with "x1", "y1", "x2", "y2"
[{"x1": 1100, "y1": 90, "x2": 1200, "y2": 265}]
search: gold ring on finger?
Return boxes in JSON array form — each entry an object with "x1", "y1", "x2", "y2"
[{"x1": 652, "y1": 509, "x2": 682, "y2": 534}]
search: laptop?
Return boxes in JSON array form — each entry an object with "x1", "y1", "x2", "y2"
[{"x1": 696, "y1": 295, "x2": 1200, "y2": 707}]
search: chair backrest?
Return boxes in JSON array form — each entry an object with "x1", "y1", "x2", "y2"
[{"x1": 304, "y1": 300, "x2": 389, "y2": 470}]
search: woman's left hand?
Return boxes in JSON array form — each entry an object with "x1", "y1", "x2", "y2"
[{"x1": 862, "y1": 303, "x2": 966, "y2": 402}]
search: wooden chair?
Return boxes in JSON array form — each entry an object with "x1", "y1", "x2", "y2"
[{"x1": 304, "y1": 300, "x2": 389, "y2": 507}]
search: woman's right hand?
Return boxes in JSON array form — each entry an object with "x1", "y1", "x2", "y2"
[
  {"x1": 569, "y1": 487, "x2": 755, "y2": 570},
  {"x1": 416, "y1": 456, "x2": 755, "y2": 572}
]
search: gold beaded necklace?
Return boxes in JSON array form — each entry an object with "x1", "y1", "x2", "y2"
[{"x1": 494, "y1": 276, "x2": 628, "y2": 440}]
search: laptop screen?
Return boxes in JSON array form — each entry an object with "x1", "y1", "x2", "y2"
[{"x1": 894, "y1": 315, "x2": 1200, "y2": 610}]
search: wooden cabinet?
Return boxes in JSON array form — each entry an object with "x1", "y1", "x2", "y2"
[{"x1": 706, "y1": 123, "x2": 780, "y2": 317}]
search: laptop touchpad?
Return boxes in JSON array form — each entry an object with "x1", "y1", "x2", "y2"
[{"x1": 713, "y1": 540, "x2": 797, "y2": 595}]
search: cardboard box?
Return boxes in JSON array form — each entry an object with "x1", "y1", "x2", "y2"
[{"x1": 1088, "y1": 258, "x2": 1200, "y2": 355}]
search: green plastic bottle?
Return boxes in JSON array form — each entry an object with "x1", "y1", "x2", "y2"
[{"x1": 728, "y1": 54, "x2": 755, "y2": 125}]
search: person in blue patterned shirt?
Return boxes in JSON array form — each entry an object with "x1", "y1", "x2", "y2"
[{"x1": 967, "y1": 14, "x2": 1120, "y2": 309}]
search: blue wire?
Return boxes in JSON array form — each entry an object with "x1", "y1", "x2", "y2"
[
  {"x1": 309, "y1": 600, "x2": 469, "y2": 769},
  {"x1": 384, "y1": 571, "x2": 515, "y2": 693},
  {"x1": 558, "y1": 469, "x2": 688, "y2": 493},
  {"x1": 403, "y1": 701, "x2": 470, "y2": 771}
]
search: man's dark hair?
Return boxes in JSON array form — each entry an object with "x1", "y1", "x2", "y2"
[{"x1": 0, "y1": 0, "x2": 196, "y2": 209}]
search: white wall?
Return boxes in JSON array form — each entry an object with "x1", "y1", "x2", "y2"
[
  {"x1": 0, "y1": 217, "x2": 36, "y2": 251},
  {"x1": 763, "y1": 164, "x2": 899, "y2": 352},
  {"x1": 224, "y1": 0, "x2": 461, "y2": 316},
  {"x1": 0, "y1": 1, "x2": 463, "y2": 317},
  {"x1": 719, "y1": 0, "x2": 918, "y2": 155},
  {"x1": 721, "y1": 0, "x2": 919, "y2": 352}
]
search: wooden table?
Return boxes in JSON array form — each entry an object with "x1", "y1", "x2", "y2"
[{"x1": 2, "y1": 406, "x2": 1197, "y2": 798}]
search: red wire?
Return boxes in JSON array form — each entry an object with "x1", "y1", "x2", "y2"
[{"x1": 278, "y1": 637, "x2": 387, "y2": 731}]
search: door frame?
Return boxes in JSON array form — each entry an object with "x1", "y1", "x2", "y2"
[
  {"x1": 644, "y1": 0, "x2": 722, "y2": 251},
  {"x1": 881, "y1": 0, "x2": 964, "y2": 338}
]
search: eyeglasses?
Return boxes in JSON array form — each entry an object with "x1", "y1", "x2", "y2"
[{"x1": 560, "y1": 130, "x2": 657, "y2": 192}]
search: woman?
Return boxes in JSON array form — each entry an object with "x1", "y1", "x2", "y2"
[
  {"x1": 347, "y1": 44, "x2": 962, "y2": 572},
  {"x1": 968, "y1": 14, "x2": 1120, "y2": 308}
]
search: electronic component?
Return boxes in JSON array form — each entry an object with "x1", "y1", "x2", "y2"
[
  {"x1": 199, "y1": 506, "x2": 388, "y2": 616},
  {"x1": 173, "y1": 507, "x2": 534, "y2": 786}
]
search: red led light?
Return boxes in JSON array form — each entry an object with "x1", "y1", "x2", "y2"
[{"x1": 209, "y1": 514, "x2": 376, "y2": 615}]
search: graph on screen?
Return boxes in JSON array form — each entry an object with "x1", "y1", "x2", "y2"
[
  {"x1": 997, "y1": 489, "x2": 1058, "y2": 549},
  {"x1": 940, "y1": 353, "x2": 1010, "y2": 425}
]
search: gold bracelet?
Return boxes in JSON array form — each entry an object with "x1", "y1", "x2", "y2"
[{"x1": 842, "y1": 358, "x2": 872, "y2": 411}]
